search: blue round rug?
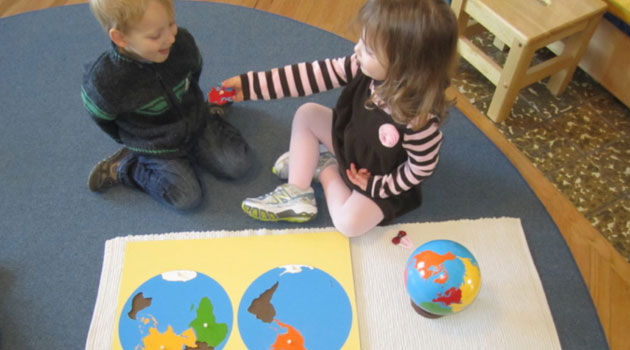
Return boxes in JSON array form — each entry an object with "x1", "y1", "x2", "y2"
[{"x1": 0, "y1": 2, "x2": 606, "y2": 349}]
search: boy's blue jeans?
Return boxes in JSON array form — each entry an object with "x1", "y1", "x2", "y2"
[{"x1": 117, "y1": 114, "x2": 251, "y2": 210}]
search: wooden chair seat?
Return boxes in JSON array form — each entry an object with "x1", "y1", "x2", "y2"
[{"x1": 451, "y1": 0, "x2": 607, "y2": 122}]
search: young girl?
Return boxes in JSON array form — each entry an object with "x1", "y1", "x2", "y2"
[{"x1": 222, "y1": 0, "x2": 458, "y2": 237}]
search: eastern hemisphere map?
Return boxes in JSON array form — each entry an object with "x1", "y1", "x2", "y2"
[
  {"x1": 118, "y1": 271, "x2": 232, "y2": 349},
  {"x1": 238, "y1": 265, "x2": 353, "y2": 350}
]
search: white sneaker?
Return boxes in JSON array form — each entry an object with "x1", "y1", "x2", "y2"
[
  {"x1": 272, "y1": 150, "x2": 337, "y2": 182},
  {"x1": 241, "y1": 184, "x2": 317, "y2": 223}
]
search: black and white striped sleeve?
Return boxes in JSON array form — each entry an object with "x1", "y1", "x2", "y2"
[
  {"x1": 239, "y1": 54, "x2": 359, "y2": 100},
  {"x1": 367, "y1": 118, "x2": 443, "y2": 199}
]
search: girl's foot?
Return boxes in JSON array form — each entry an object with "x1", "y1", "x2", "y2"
[
  {"x1": 272, "y1": 151, "x2": 337, "y2": 182},
  {"x1": 241, "y1": 183, "x2": 317, "y2": 223}
]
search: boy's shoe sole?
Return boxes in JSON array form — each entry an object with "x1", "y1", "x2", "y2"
[{"x1": 88, "y1": 148, "x2": 130, "y2": 192}]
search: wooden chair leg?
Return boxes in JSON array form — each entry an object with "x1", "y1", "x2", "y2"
[
  {"x1": 547, "y1": 15, "x2": 603, "y2": 95},
  {"x1": 450, "y1": 0, "x2": 470, "y2": 37},
  {"x1": 487, "y1": 41, "x2": 536, "y2": 123}
]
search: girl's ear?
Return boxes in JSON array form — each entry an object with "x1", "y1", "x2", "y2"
[{"x1": 109, "y1": 28, "x2": 127, "y2": 48}]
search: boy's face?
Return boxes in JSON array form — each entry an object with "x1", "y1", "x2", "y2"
[{"x1": 113, "y1": 0, "x2": 177, "y2": 63}]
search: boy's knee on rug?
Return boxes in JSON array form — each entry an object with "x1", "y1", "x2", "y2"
[
  {"x1": 206, "y1": 146, "x2": 252, "y2": 180},
  {"x1": 161, "y1": 182, "x2": 202, "y2": 211},
  {"x1": 224, "y1": 146, "x2": 252, "y2": 178}
]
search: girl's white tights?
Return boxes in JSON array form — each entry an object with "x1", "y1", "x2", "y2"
[{"x1": 288, "y1": 103, "x2": 384, "y2": 237}]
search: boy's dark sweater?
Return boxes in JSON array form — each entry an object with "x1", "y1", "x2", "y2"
[{"x1": 81, "y1": 28, "x2": 206, "y2": 158}]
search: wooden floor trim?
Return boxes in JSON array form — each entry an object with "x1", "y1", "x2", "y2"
[{"x1": 450, "y1": 86, "x2": 630, "y2": 348}]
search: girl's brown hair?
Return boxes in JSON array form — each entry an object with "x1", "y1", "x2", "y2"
[
  {"x1": 357, "y1": 0, "x2": 458, "y2": 129},
  {"x1": 89, "y1": 0, "x2": 174, "y2": 33}
]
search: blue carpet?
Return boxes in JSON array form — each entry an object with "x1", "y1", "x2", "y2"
[{"x1": 0, "y1": 2, "x2": 606, "y2": 349}]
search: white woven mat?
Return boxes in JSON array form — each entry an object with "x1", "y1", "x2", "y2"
[
  {"x1": 351, "y1": 217, "x2": 561, "y2": 349},
  {"x1": 86, "y1": 217, "x2": 560, "y2": 349}
]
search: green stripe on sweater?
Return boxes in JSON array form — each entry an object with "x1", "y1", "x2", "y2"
[
  {"x1": 81, "y1": 88, "x2": 115, "y2": 120},
  {"x1": 135, "y1": 97, "x2": 169, "y2": 115},
  {"x1": 126, "y1": 146, "x2": 179, "y2": 154}
]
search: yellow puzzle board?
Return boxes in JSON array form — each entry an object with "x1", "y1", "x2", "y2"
[{"x1": 111, "y1": 230, "x2": 360, "y2": 349}]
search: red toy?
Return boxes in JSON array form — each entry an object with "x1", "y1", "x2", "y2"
[
  {"x1": 208, "y1": 86, "x2": 236, "y2": 105},
  {"x1": 392, "y1": 230, "x2": 414, "y2": 249},
  {"x1": 392, "y1": 230, "x2": 407, "y2": 245}
]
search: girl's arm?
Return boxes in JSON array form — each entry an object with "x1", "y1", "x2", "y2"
[
  {"x1": 224, "y1": 54, "x2": 359, "y2": 101},
  {"x1": 367, "y1": 117, "x2": 443, "y2": 199}
]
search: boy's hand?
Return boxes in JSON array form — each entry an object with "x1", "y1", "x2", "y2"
[
  {"x1": 346, "y1": 162, "x2": 371, "y2": 191},
  {"x1": 221, "y1": 76, "x2": 244, "y2": 102}
]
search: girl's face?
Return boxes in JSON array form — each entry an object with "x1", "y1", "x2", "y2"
[
  {"x1": 354, "y1": 34, "x2": 387, "y2": 81},
  {"x1": 115, "y1": 0, "x2": 177, "y2": 63}
]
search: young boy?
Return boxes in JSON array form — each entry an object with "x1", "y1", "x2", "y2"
[{"x1": 82, "y1": 0, "x2": 251, "y2": 210}]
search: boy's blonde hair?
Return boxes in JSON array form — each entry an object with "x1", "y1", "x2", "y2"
[
  {"x1": 356, "y1": 0, "x2": 458, "y2": 129},
  {"x1": 89, "y1": 0, "x2": 174, "y2": 33}
]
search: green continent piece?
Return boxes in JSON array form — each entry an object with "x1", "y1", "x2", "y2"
[
  {"x1": 419, "y1": 301, "x2": 453, "y2": 316},
  {"x1": 189, "y1": 297, "x2": 228, "y2": 347}
]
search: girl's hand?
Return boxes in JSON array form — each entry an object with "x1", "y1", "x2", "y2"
[
  {"x1": 221, "y1": 76, "x2": 244, "y2": 102},
  {"x1": 346, "y1": 163, "x2": 371, "y2": 191}
]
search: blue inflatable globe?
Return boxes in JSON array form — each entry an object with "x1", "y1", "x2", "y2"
[
  {"x1": 238, "y1": 265, "x2": 353, "y2": 350},
  {"x1": 405, "y1": 240, "x2": 481, "y2": 318},
  {"x1": 118, "y1": 270, "x2": 233, "y2": 349}
]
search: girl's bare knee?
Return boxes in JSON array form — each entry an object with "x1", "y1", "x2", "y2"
[{"x1": 293, "y1": 102, "x2": 323, "y2": 123}]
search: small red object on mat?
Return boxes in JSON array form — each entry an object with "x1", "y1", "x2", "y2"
[
  {"x1": 392, "y1": 230, "x2": 406, "y2": 245},
  {"x1": 208, "y1": 86, "x2": 236, "y2": 105}
]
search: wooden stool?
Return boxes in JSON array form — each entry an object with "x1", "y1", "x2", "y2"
[{"x1": 450, "y1": 0, "x2": 606, "y2": 123}]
